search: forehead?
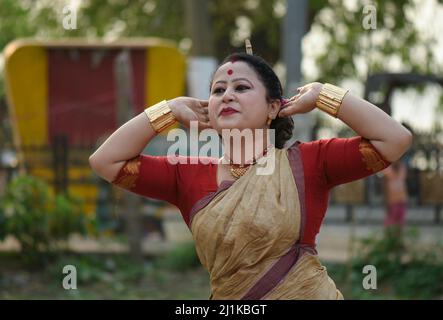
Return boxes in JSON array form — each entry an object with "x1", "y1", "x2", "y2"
[{"x1": 212, "y1": 61, "x2": 259, "y2": 83}]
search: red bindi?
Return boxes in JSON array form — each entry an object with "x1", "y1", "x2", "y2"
[{"x1": 227, "y1": 69, "x2": 233, "y2": 75}]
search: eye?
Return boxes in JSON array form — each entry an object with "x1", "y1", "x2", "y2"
[
  {"x1": 236, "y1": 85, "x2": 250, "y2": 92},
  {"x1": 212, "y1": 87, "x2": 225, "y2": 95}
]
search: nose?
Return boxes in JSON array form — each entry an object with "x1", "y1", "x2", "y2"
[{"x1": 222, "y1": 87, "x2": 235, "y2": 103}]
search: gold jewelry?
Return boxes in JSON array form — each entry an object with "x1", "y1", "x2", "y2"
[
  {"x1": 144, "y1": 100, "x2": 177, "y2": 133},
  {"x1": 224, "y1": 145, "x2": 274, "y2": 179},
  {"x1": 230, "y1": 164, "x2": 254, "y2": 179},
  {"x1": 245, "y1": 39, "x2": 253, "y2": 55},
  {"x1": 267, "y1": 117, "x2": 273, "y2": 126},
  {"x1": 316, "y1": 83, "x2": 349, "y2": 118}
]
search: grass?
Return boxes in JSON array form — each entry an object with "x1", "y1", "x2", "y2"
[
  {"x1": 0, "y1": 251, "x2": 210, "y2": 299},
  {"x1": 2, "y1": 228, "x2": 443, "y2": 300},
  {"x1": 0, "y1": 252, "x2": 409, "y2": 300},
  {"x1": 323, "y1": 262, "x2": 399, "y2": 299}
]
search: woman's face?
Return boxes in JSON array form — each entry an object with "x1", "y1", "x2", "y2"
[{"x1": 208, "y1": 61, "x2": 278, "y2": 133}]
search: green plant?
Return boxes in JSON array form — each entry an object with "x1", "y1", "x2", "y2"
[
  {"x1": 349, "y1": 227, "x2": 443, "y2": 299},
  {"x1": 352, "y1": 227, "x2": 406, "y2": 282},
  {"x1": 154, "y1": 241, "x2": 200, "y2": 272},
  {"x1": 0, "y1": 203, "x2": 6, "y2": 241},
  {"x1": 49, "y1": 194, "x2": 87, "y2": 241},
  {"x1": 0, "y1": 175, "x2": 89, "y2": 265}
]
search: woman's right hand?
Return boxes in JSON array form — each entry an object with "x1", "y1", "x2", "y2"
[{"x1": 168, "y1": 97, "x2": 211, "y2": 130}]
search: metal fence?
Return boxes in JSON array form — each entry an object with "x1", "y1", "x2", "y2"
[{"x1": 1, "y1": 138, "x2": 442, "y2": 227}]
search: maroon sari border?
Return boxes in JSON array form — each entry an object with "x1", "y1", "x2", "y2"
[
  {"x1": 241, "y1": 243, "x2": 299, "y2": 300},
  {"x1": 242, "y1": 244, "x2": 316, "y2": 300},
  {"x1": 241, "y1": 141, "x2": 313, "y2": 300},
  {"x1": 287, "y1": 141, "x2": 307, "y2": 241},
  {"x1": 188, "y1": 180, "x2": 235, "y2": 228}
]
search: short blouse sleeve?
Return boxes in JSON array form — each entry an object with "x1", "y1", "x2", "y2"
[
  {"x1": 303, "y1": 136, "x2": 391, "y2": 189},
  {"x1": 111, "y1": 155, "x2": 179, "y2": 206}
]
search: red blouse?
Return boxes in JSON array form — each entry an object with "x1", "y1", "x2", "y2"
[{"x1": 112, "y1": 136, "x2": 390, "y2": 246}]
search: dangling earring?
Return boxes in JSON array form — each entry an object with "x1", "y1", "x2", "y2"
[
  {"x1": 267, "y1": 117, "x2": 273, "y2": 126},
  {"x1": 245, "y1": 39, "x2": 253, "y2": 55}
]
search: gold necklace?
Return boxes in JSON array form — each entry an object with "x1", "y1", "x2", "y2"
[
  {"x1": 224, "y1": 145, "x2": 273, "y2": 179},
  {"x1": 229, "y1": 162, "x2": 256, "y2": 179}
]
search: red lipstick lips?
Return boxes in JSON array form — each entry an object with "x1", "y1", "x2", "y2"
[{"x1": 219, "y1": 107, "x2": 239, "y2": 116}]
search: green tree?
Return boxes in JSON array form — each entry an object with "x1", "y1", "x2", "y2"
[
  {"x1": 0, "y1": 175, "x2": 89, "y2": 265},
  {"x1": 2, "y1": 0, "x2": 441, "y2": 80},
  {"x1": 306, "y1": 0, "x2": 443, "y2": 83},
  {"x1": 1, "y1": 0, "x2": 442, "y2": 130}
]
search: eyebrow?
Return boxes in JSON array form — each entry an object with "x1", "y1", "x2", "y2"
[{"x1": 213, "y1": 78, "x2": 254, "y2": 87}]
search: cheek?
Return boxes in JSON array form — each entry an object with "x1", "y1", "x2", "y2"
[
  {"x1": 242, "y1": 95, "x2": 268, "y2": 117},
  {"x1": 249, "y1": 107, "x2": 270, "y2": 127}
]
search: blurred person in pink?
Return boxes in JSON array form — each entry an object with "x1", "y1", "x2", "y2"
[{"x1": 382, "y1": 159, "x2": 408, "y2": 230}]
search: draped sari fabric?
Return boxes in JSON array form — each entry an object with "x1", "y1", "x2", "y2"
[
  {"x1": 189, "y1": 143, "x2": 343, "y2": 300},
  {"x1": 110, "y1": 135, "x2": 392, "y2": 299}
]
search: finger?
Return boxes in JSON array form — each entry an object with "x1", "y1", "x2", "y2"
[
  {"x1": 281, "y1": 98, "x2": 290, "y2": 106},
  {"x1": 199, "y1": 114, "x2": 210, "y2": 122},
  {"x1": 298, "y1": 86, "x2": 309, "y2": 95},
  {"x1": 198, "y1": 100, "x2": 209, "y2": 114},
  {"x1": 196, "y1": 107, "x2": 208, "y2": 115},
  {"x1": 290, "y1": 86, "x2": 302, "y2": 96},
  {"x1": 278, "y1": 106, "x2": 290, "y2": 117},
  {"x1": 289, "y1": 95, "x2": 298, "y2": 103},
  {"x1": 281, "y1": 97, "x2": 293, "y2": 107},
  {"x1": 278, "y1": 109, "x2": 290, "y2": 118},
  {"x1": 198, "y1": 121, "x2": 212, "y2": 130},
  {"x1": 279, "y1": 103, "x2": 291, "y2": 113},
  {"x1": 281, "y1": 94, "x2": 298, "y2": 107},
  {"x1": 278, "y1": 102, "x2": 300, "y2": 117},
  {"x1": 281, "y1": 91, "x2": 314, "y2": 117}
]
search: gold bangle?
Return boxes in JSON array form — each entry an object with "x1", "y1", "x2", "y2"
[
  {"x1": 144, "y1": 100, "x2": 177, "y2": 133},
  {"x1": 316, "y1": 83, "x2": 349, "y2": 118}
]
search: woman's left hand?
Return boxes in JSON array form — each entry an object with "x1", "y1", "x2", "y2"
[{"x1": 278, "y1": 82, "x2": 323, "y2": 118}]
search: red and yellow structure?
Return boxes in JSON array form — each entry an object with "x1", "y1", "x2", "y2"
[{"x1": 3, "y1": 38, "x2": 186, "y2": 215}]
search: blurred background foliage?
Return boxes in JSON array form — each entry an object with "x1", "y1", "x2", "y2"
[
  {"x1": 1, "y1": 0, "x2": 442, "y2": 84},
  {"x1": 0, "y1": 175, "x2": 90, "y2": 265},
  {"x1": 335, "y1": 227, "x2": 443, "y2": 299},
  {"x1": 1, "y1": 0, "x2": 443, "y2": 147}
]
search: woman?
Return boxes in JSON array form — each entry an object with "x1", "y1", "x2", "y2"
[
  {"x1": 89, "y1": 51, "x2": 412, "y2": 299},
  {"x1": 382, "y1": 159, "x2": 409, "y2": 242}
]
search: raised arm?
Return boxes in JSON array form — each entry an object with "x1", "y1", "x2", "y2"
[
  {"x1": 279, "y1": 82, "x2": 412, "y2": 162},
  {"x1": 89, "y1": 112, "x2": 156, "y2": 182},
  {"x1": 89, "y1": 97, "x2": 210, "y2": 182},
  {"x1": 334, "y1": 89, "x2": 412, "y2": 162}
]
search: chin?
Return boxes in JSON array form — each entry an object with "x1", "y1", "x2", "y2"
[{"x1": 217, "y1": 122, "x2": 247, "y2": 132}]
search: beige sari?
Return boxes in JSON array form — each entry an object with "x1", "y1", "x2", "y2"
[{"x1": 189, "y1": 142, "x2": 343, "y2": 300}]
